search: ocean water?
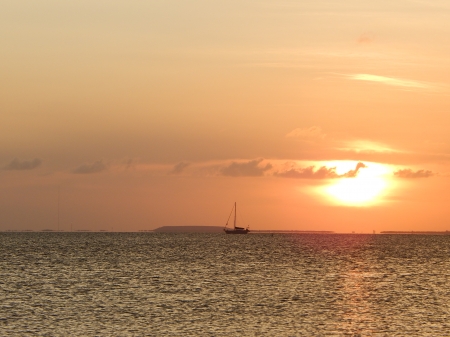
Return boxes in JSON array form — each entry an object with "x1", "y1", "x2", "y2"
[{"x1": 1, "y1": 233, "x2": 450, "y2": 336}]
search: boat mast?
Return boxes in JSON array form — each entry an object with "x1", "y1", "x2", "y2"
[
  {"x1": 57, "y1": 186, "x2": 60, "y2": 232},
  {"x1": 234, "y1": 202, "x2": 236, "y2": 229}
]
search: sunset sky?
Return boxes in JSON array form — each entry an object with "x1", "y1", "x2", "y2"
[{"x1": 2, "y1": 0, "x2": 450, "y2": 233}]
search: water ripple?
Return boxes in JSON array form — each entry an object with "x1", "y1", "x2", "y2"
[{"x1": 1, "y1": 233, "x2": 450, "y2": 336}]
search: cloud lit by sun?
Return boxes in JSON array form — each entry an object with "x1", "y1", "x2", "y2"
[
  {"x1": 349, "y1": 74, "x2": 433, "y2": 90},
  {"x1": 335, "y1": 140, "x2": 399, "y2": 154}
]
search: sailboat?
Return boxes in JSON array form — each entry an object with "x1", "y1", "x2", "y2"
[{"x1": 224, "y1": 202, "x2": 250, "y2": 234}]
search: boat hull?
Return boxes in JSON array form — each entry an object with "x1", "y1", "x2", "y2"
[{"x1": 224, "y1": 229, "x2": 249, "y2": 234}]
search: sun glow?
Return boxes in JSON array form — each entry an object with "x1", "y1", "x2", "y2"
[{"x1": 323, "y1": 162, "x2": 390, "y2": 206}]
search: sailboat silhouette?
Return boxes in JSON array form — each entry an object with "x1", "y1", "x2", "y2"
[{"x1": 223, "y1": 202, "x2": 249, "y2": 234}]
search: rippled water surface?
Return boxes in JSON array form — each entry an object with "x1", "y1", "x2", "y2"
[{"x1": 1, "y1": 233, "x2": 450, "y2": 336}]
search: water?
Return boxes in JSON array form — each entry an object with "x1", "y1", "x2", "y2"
[{"x1": 1, "y1": 233, "x2": 450, "y2": 336}]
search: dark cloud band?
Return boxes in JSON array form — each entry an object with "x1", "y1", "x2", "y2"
[
  {"x1": 221, "y1": 159, "x2": 272, "y2": 177},
  {"x1": 394, "y1": 169, "x2": 434, "y2": 179},
  {"x1": 3, "y1": 158, "x2": 42, "y2": 171},
  {"x1": 275, "y1": 162, "x2": 367, "y2": 179},
  {"x1": 73, "y1": 160, "x2": 108, "y2": 174}
]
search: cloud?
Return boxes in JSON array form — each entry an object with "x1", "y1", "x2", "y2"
[
  {"x1": 336, "y1": 140, "x2": 399, "y2": 153},
  {"x1": 170, "y1": 162, "x2": 190, "y2": 174},
  {"x1": 341, "y1": 162, "x2": 367, "y2": 178},
  {"x1": 123, "y1": 158, "x2": 135, "y2": 170},
  {"x1": 285, "y1": 126, "x2": 326, "y2": 141},
  {"x1": 349, "y1": 73, "x2": 432, "y2": 89},
  {"x1": 3, "y1": 158, "x2": 42, "y2": 170},
  {"x1": 221, "y1": 159, "x2": 272, "y2": 177},
  {"x1": 394, "y1": 169, "x2": 434, "y2": 179},
  {"x1": 275, "y1": 166, "x2": 339, "y2": 179},
  {"x1": 72, "y1": 160, "x2": 108, "y2": 174},
  {"x1": 275, "y1": 162, "x2": 367, "y2": 179}
]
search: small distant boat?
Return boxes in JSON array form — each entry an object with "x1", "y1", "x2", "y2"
[{"x1": 224, "y1": 202, "x2": 249, "y2": 234}]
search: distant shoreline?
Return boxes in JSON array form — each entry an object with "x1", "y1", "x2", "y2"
[
  {"x1": 2, "y1": 228, "x2": 450, "y2": 235},
  {"x1": 380, "y1": 231, "x2": 450, "y2": 235}
]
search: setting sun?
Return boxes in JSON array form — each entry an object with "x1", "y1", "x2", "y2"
[
  {"x1": 326, "y1": 176, "x2": 387, "y2": 206},
  {"x1": 321, "y1": 162, "x2": 390, "y2": 206}
]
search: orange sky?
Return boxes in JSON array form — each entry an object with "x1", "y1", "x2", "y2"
[{"x1": 2, "y1": 1, "x2": 450, "y2": 232}]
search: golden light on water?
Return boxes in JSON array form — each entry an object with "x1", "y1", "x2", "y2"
[{"x1": 322, "y1": 162, "x2": 390, "y2": 206}]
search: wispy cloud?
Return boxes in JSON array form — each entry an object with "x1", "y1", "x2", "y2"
[
  {"x1": 336, "y1": 140, "x2": 400, "y2": 154},
  {"x1": 275, "y1": 162, "x2": 367, "y2": 179},
  {"x1": 169, "y1": 162, "x2": 190, "y2": 174},
  {"x1": 394, "y1": 168, "x2": 434, "y2": 179},
  {"x1": 221, "y1": 159, "x2": 272, "y2": 177},
  {"x1": 286, "y1": 126, "x2": 326, "y2": 141},
  {"x1": 73, "y1": 160, "x2": 108, "y2": 174},
  {"x1": 349, "y1": 73, "x2": 432, "y2": 90},
  {"x1": 3, "y1": 158, "x2": 42, "y2": 171},
  {"x1": 123, "y1": 158, "x2": 135, "y2": 170}
]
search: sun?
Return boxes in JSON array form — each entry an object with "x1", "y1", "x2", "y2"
[
  {"x1": 323, "y1": 162, "x2": 390, "y2": 206},
  {"x1": 326, "y1": 175, "x2": 387, "y2": 206}
]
